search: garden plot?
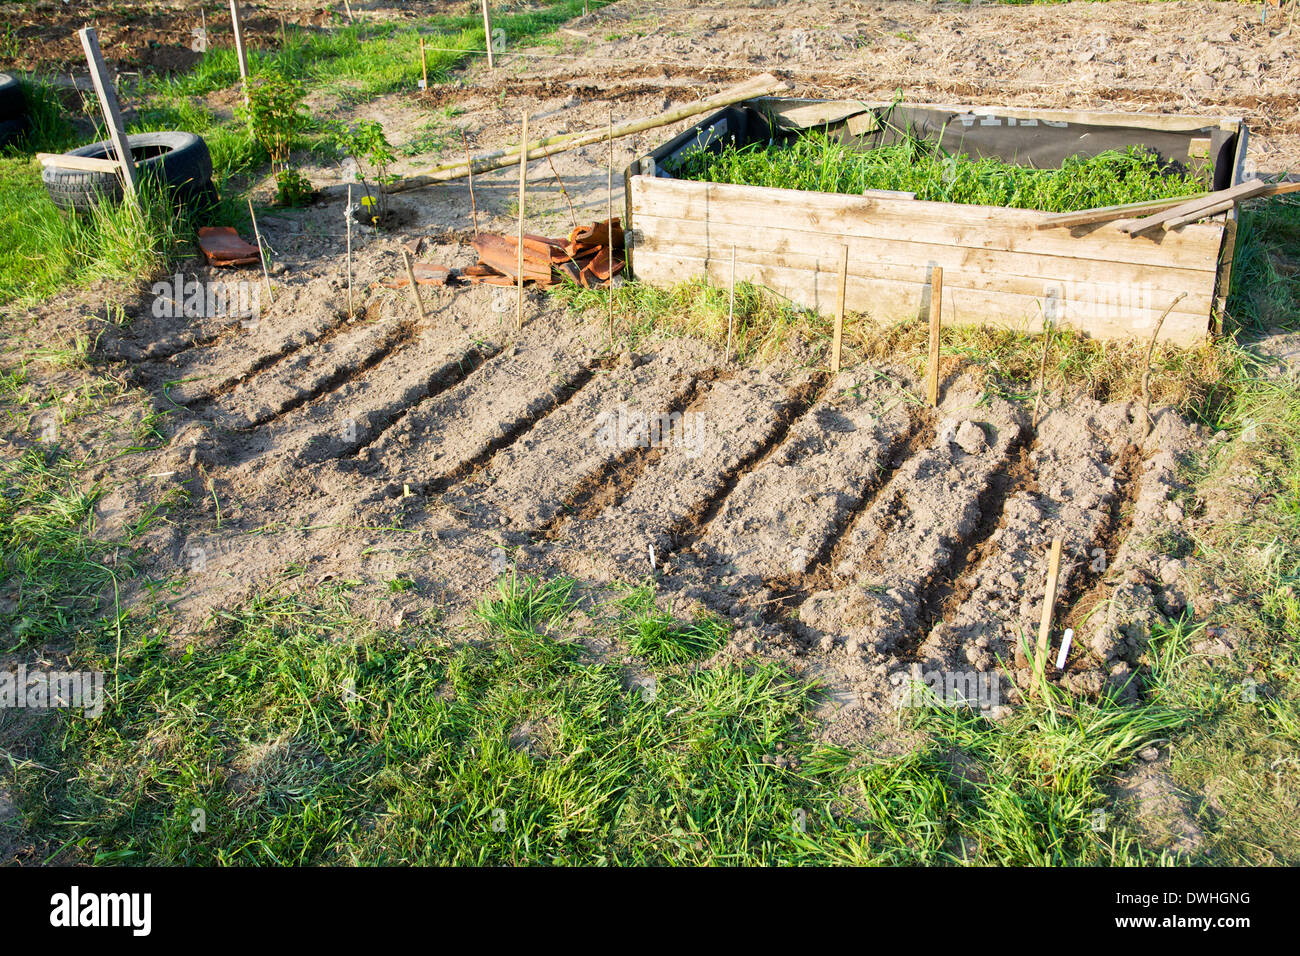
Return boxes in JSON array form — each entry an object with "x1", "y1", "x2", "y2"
[{"x1": 89, "y1": 256, "x2": 1197, "y2": 744}]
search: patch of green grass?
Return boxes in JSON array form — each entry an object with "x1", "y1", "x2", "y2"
[
  {"x1": 8, "y1": 570, "x2": 1199, "y2": 865},
  {"x1": 610, "y1": 581, "x2": 728, "y2": 665},
  {"x1": 0, "y1": 166, "x2": 200, "y2": 310},
  {"x1": 675, "y1": 131, "x2": 1208, "y2": 212},
  {"x1": 142, "y1": 1, "x2": 619, "y2": 103},
  {"x1": 0, "y1": 450, "x2": 144, "y2": 650}
]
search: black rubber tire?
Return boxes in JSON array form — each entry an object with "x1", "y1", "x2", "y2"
[
  {"x1": 0, "y1": 73, "x2": 25, "y2": 123},
  {"x1": 41, "y1": 130, "x2": 214, "y2": 214},
  {"x1": 0, "y1": 117, "x2": 27, "y2": 150}
]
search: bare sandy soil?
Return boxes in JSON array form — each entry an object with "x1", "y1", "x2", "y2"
[{"x1": 5, "y1": 0, "x2": 1289, "y2": 750}]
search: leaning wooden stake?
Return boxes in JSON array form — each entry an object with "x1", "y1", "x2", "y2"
[
  {"x1": 481, "y1": 0, "x2": 495, "y2": 70},
  {"x1": 419, "y1": 36, "x2": 428, "y2": 89},
  {"x1": 1032, "y1": 537, "x2": 1064, "y2": 698},
  {"x1": 391, "y1": 74, "x2": 786, "y2": 191},
  {"x1": 726, "y1": 245, "x2": 737, "y2": 362},
  {"x1": 402, "y1": 248, "x2": 426, "y2": 318},
  {"x1": 1140, "y1": 291, "x2": 1188, "y2": 438},
  {"x1": 345, "y1": 184, "x2": 354, "y2": 317},
  {"x1": 926, "y1": 265, "x2": 943, "y2": 406},
  {"x1": 1032, "y1": 320, "x2": 1053, "y2": 429},
  {"x1": 516, "y1": 110, "x2": 528, "y2": 331},
  {"x1": 229, "y1": 1, "x2": 250, "y2": 107},
  {"x1": 246, "y1": 198, "x2": 274, "y2": 305},
  {"x1": 78, "y1": 28, "x2": 138, "y2": 207},
  {"x1": 831, "y1": 245, "x2": 848, "y2": 374},
  {"x1": 460, "y1": 131, "x2": 479, "y2": 237}
]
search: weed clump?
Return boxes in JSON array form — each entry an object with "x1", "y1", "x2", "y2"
[{"x1": 675, "y1": 131, "x2": 1206, "y2": 212}]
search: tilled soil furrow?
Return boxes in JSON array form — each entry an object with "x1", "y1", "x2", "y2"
[
  {"x1": 365, "y1": 340, "x2": 602, "y2": 494},
  {"x1": 148, "y1": 305, "x2": 352, "y2": 407},
  {"x1": 679, "y1": 370, "x2": 914, "y2": 585},
  {"x1": 1069, "y1": 410, "x2": 1198, "y2": 695},
  {"x1": 206, "y1": 314, "x2": 417, "y2": 430},
  {"x1": 795, "y1": 393, "x2": 1025, "y2": 655},
  {"x1": 918, "y1": 403, "x2": 1133, "y2": 685},
  {"x1": 478, "y1": 351, "x2": 702, "y2": 530},
  {"x1": 250, "y1": 333, "x2": 502, "y2": 467},
  {"x1": 555, "y1": 368, "x2": 798, "y2": 573},
  {"x1": 103, "y1": 319, "x2": 240, "y2": 364}
]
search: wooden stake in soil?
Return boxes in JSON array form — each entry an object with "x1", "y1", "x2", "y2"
[
  {"x1": 78, "y1": 28, "x2": 138, "y2": 207},
  {"x1": 1032, "y1": 537, "x2": 1064, "y2": 697},
  {"x1": 831, "y1": 244, "x2": 848, "y2": 374},
  {"x1": 345, "y1": 184, "x2": 354, "y2": 318},
  {"x1": 229, "y1": 1, "x2": 250, "y2": 107},
  {"x1": 1032, "y1": 319, "x2": 1053, "y2": 429},
  {"x1": 727, "y1": 244, "x2": 737, "y2": 363},
  {"x1": 246, "y1": 198, "x2": 274, "y2": 305},
  {"x1": 481, "y1": 0, "x2": 495, "y2": 70},
  {"x1": 460, "y1": 130, "x2": 479, "y2": 237},
  {"x1": 401, "y1": 248, "x2": 427, "y2": 318},
  {"x1": 547, "y1": 151, "x2": 578, "y2": 230},
  {"x1": 1140, "y1": 291, "x2": 1189, "y2": 438},
  {"x1": 607, "y1": 107, "x2": 614, "y2": 340},
  {"x1": 516, "y1": 110, "x2": 528, "y2": 331},
  {"x1": 926, "y1": 265, "x2": 943, "y2": 406},
  {"x1": 419, "y1": 36, "x2": 428, "y2": 89}
]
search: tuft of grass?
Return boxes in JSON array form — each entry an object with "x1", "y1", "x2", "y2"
[
  {"x1": 610, "y1": 581, "x2": 728, "y2": 665},
  {"x1": 0, "y1": 450, "x2": 144, "y2": 650},
  {"x1": 675, "y1": 132, "x2": 1207, "y2": 212},
  {"x1": 0, "y1": 168, "x2": 198, "y2": 309}
]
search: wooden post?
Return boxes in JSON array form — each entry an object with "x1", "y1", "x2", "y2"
[
  {"x1": 419, "y1": 36, "x2": 428, "y2": 89},
  {"x1": 481, "y1": 0, "x2": 495, "y2": 70},
  {"x1": 727, "y1": 245, "x2": 737, "y2": 362},
  {"x1": 516, "y1": 110, "x2": 528, "y2": 331},
  {"x1": 1032, "y1": 537, "x2": 1063, "y2": 696},
  {"x1": 926, "y1": 265, "x2": 943, "y2": 406},
  {"x1": 246, "y1": 198, "x2": 274, "y2": 305},
  {"x1": 345, "y1": 184, "x2": 354, "y2": 318},
  {"x1": 461, "y1": 130, "x2": 479, "y2": 237},
  {"x1": 831, "y1": 244, "x2": 848, "y2": 374},
  {"x1": 229, "y1": 1, "x2": 250, "y2": 107},
  {"x1": 78, "y1": 28, "x2": 138, "y2": 206},
  {"x1": 402, "y1": 249, "x2": 427, "y2": 318},
  {"x1": 1032, "y1": 322, "x2": 1051, "y2": 429},
  {"x1": 607, "y1": 108, "x2": 614, "y2": 339}
]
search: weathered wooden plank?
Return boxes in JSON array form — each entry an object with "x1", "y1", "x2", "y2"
[
  {"x1": 632, "y1": 213, "x2": 1217, "y2": 317},
  {"x1": 632, "y1": 250, "x2": 1212, "y2": 345},
  {"x1": 630, "y1": 177, "x2": 1223, "y2": 271}
]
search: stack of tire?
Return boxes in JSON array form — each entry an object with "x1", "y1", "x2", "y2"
[
  {"x1": 41, "y1": 130, "x2": 217, "y2": 215},
  {"x1": 0, "y1": 72, "x2": 28, "y2": 149}
]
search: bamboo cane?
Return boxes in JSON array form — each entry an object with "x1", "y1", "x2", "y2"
[{"x1": 389, "y1": 74, "x2": 787, "y2": 192}]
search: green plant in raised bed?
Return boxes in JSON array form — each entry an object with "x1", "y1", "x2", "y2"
[{"x1": 674, "y1": 131, "x2": 1207, "y2": 212}]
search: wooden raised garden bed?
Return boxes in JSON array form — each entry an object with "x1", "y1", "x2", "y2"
[{"x1": 624, "y1": 98, "x2": 1249, "y2": 346}]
